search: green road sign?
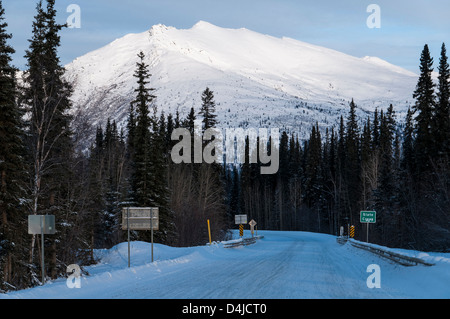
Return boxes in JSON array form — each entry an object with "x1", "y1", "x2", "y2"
[{"x1": 360, "y1": 211, "x2": 376, "y2": 223}]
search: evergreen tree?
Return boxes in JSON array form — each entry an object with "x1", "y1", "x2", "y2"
[
  {"x1": 198, "y1": 87, "x2": 217, "y2": 132},
  {"x1": 345, "y1": 99, "x2": 361, "y2": 224},
  {"x1": 229, "y1": 166, "x2": 240, "y2": 216},
  {"x1": 336, "y1": 115, "x2": 346, "y2": 226},
  {"x1": 372, "y1": 108, "x2": 379, "y2": 149},
  {"x1": 412, "y1": 44, "x2": 435, "y2": 172},
  {"x1": 22, "y1": 0, "x2": 75, "y2": 281},
  {"x1": 128, "y1": 51, "x2": 174, "y2": 244},
  {"x1": 275, "y1": 131, "x2": 290, "y2": 229},
  {"x1": 151, "y1": 107, "x2": 175, "y2": 244},
  {"x1": 165, "y1": 112, "x2": 174, "y2": 154},
  {"x1": 130, "y1": 51, "x2": 154, "y2": 206},
  {"x1": 374, "y1": 105, "x2": 397, "y2": 243},
  {"x1": 85, "y1": 126, "x2": 106, "y2": 251},
  {"x1": 435, "y1": 43, "x2": 450, "y2": 158},
  {"x1": 0, "y1": 0, "x2": 29, "y2": 291},
  {"x1": 304, "y1": 124, "x2": 322, "y2": 208},
  {"x1": 360, "y1": 117, "x2": 372, "y2": 165},
  {"x1": 360, "y1": 118, "x2": 373, "y2": 210},
  {"x1": 401, "y1": 107, "x2": 415, "y2": 173},
  {"x1": 185, "y1": 107, "x2": 196, "y2": 134},
  {"x1": 126, "y1": 100, "x2": 136, "y2": 160}
]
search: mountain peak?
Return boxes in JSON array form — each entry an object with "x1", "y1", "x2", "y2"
[
  {"x1": 192, "y1": 20, "x2": 217, "y2": 29},
  {"x1": 66, "y1": 22, "x2": 417, "y2": 146},
  {"x1": 149, "y1": 23, "x2": 173, "y2": 36}
]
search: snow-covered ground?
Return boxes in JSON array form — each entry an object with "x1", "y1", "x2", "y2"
[{"x1": 1, "y1": 230, "x2": 449, "y2": 299}]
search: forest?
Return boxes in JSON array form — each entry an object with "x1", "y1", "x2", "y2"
[{"x1": 1, "y1": 1, "x2": 449, "y2": 292}]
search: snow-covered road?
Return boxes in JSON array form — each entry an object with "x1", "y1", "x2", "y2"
[{"x1": 2, "y1": 231, "x2": 449, "y2": 299}]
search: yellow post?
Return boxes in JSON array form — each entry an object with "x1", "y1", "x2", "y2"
[{"x1": 207, "y1": 219, "x2": 212, "y2": 245}]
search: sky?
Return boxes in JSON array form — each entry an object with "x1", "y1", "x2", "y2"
[{"x1": 4, "y1": 0, "x2": 450, "y2": 73}]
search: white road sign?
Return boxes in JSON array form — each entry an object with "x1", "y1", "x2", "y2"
[
  {"x1": 122, "y1": 207, "x2": 159, "y2": 230},
  {"x1": 28, "y1": 215, "x2": 56, "y2": 235},
  {"x1": 235, "y1": 214, "x2": 247, "y2": 224}
]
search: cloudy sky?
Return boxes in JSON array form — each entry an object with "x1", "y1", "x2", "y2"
[{"x1": 5, "y1": 0, "x2": 450, "y2": 72}]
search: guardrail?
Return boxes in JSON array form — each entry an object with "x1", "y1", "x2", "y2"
[
  {"x1": 348, "y1": 239, "x2": 434, "y2": 267},
  {"x1": 223, "y1": 236, "x2": 264, "y2": 248},
  {"x1": 336, "y1": 236, "x2": 348, "y2": 245}
]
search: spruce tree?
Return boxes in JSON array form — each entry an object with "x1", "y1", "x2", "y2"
[
  {"x1": 401, "y1": 107, "x2": 415, "y2": 173},
  {"x1": 360, "y1": 117, "x2": 372, "y2": 165},
  {"x1": 198, "y1": 87, "x2": 217, "y2": 132},
  {"x1": 345, "y1": 99, "x2": 361, "y2": 224},
  {"x1": 22, "y1": 0, "x2": 75, "y2": 281},
  {"x1": 304, "y1": 124, "x2": 322, "y2": 208},
  {"x1": 130, "y1": 51, "x2": 154, "y2": 207},
  {"x1": 372, "y1": 108, "x2": 379, "y2": 149},
  {"x1": 0, "y1": 0, "x2": 29, "y2": 291},
  {"x1": 412, "y1": 44, "x2": 435, "y2": 172},
  {"x1": 435, "y1": 43, "x2": 450, "y2": 158},
  {"x1": 129, "y1": 51, "x2": 174, "y2": 244},
  {"x1": 374, "y1": 105, "x2": 397, "y2": 243},
  {"x1": 336, "y1": 115, "x2": 346, "y2": 226},
  {"x1": 126, "y1": 101, "x2": 136, "y2": 160},
  {"x1": 185, "y1": 107, "x2": 196, "y2": 134},
  {"x1": 151, "y1": 107, "x2": 175, "y2": 244}
]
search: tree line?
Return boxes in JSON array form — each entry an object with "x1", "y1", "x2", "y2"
[
  {"x1": 0, "y1": 0, "x2": 449, "y2": 292},
  {"x1": 236, "y1": 43, "x2": 449, "y2": 252},
  {"x1": 0, "y1": 1, "x2": 229, "y2": 291},
  {"x1": 234, "y1": 43, "x2": 449, "y2": 252}
]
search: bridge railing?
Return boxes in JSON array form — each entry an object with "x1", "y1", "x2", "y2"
[
  {"x1": 343, "y1": 238, "x2": 434, "y2": 267},
  {"x1": 223, "y1": 236, "x2": 264, "y2": 248}
]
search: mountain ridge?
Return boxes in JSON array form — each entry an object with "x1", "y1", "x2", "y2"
[{"x1": 64, "y1": 21, "x2": 418, "y2": 145}]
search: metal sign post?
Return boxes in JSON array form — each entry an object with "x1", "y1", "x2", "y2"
[
  {"x1": 360, "y1": 211, "x2": 376, "y2": 242},
  {"x1": 127, "y1": 207, "x2": 130, "y2": 268},
  {"x1": 249, "y1": 219, "x2": 257, "y2": 237},
  {"x1": 40, "y1": 217, "x2": 44, "y2": 284},
  {"x1": 122, "y1": 207, "x2": 159, "y2": 266},
  {"x1": 235, "y1": 214, "x2": 247, "y2": 238},
  {"x1": 150, "y1": 207, "x2": 154, "y2": 263},
  {"x1": 28, "y1": 215, "x2": 55, "y2": 285}
]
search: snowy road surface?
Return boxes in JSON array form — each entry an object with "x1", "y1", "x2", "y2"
[{"x1": 1, "y1": 231, "x2": 449, "y2": 299}]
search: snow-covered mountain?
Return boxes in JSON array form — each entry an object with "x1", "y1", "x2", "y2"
[{"x1": 65, "y1": 21, "x2": 418, "y2": 142}]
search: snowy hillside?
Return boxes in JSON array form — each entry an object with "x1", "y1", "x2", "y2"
[
  {"x1": 2, "y1": 231, "x2": 449, "y2": 299},
  {"x1": 65, "y1": 21, "x2": 418, "y2": 143}
]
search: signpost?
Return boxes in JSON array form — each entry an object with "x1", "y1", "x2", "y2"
[
  {"x1": 122, "y1": 207, "x2": 159, "y2": 266},
  {"x1": 349, "y1": 225, "x2": 355, "y2": 238},
  {"x1": 28, "y1": 215, "x2": 56, "y2": 285},
  {"x1": 235, "y1": 215, "x2": 247, "y2": 238},
  {"x1": 249, "y1": 219, "x2": 257, "y2": 237},
  {"x1": 207, "y1": 219, "x2": 212, "y2": 245},
  {"x1": 234, "y1": 214, "x2": 247, "y2": 225},
  {"x1": 360, "y1": 211, "x2": 376, "y2": 223},
  {"x1": 360, "y1": 211, "x2": 376, "y2": 242}
]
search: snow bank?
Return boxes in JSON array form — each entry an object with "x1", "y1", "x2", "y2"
[{"x1": 1, "y1": 231, "x2": 449, "y2": 299}]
